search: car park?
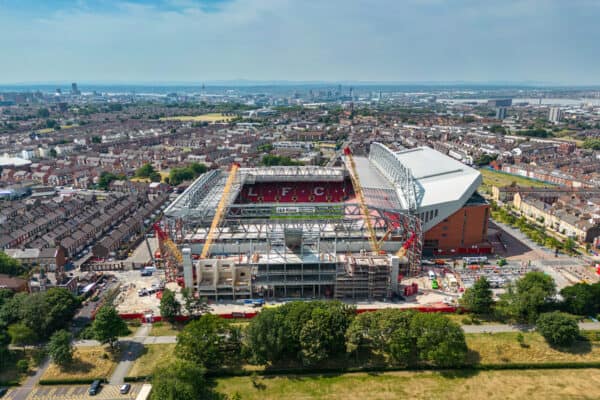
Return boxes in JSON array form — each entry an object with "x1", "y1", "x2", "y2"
[{"x1": 88, "y1": 380, "x2": 102, "y2": 395}]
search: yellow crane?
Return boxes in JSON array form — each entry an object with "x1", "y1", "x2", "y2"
[
  {"x1": 344, "y1": 147, "x2": 380, "y2": 253},
  {"x1": 200, "y1": 163, "x2": 239, "y2": 259},
  {"x1": 153, "y1": 223, "x2": 183, "y2": 282}
]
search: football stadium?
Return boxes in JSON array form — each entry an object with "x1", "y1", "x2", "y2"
[{"x1": 162, "y1": 142, "x2": 489, "y2": 301}]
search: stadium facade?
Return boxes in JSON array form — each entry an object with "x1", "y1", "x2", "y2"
[{"x1": 163, "y1": 143, "x2": 489, "y2": 300}]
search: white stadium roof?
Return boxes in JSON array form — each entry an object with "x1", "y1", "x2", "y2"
[{"x1": 354, "y1": 144, "x2": 483, "y2": 231}]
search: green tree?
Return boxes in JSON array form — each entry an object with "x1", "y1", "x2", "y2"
[
  {"x1": 37, "y1": 108, "x2": 50, "y2": 118},
  {"x1": 0, "y1": 252, "x2": 23, "y2": 276},
  {"x1": 136, "y1": 163, "x2": 157, "y2": 179},
  {"x1": 176, "y1": 314, "x2": 241, "y2": 370},
  {"x1": 563, "y1": 237, "x2": 577, "y2": 254},
  {"x1": 151, "y1": 359, "x2": 208, "y2": 400},
  {"x1": 97, "y1": 171, "x2": 126, "y2": 190},
  {"x1": 299, "y1": 302, "x2": 354, "y2": 366},
  {"x1": 91, "y1": 136, "x2": 102, "y2": 144},
  {"x1": 497, "y1": 272, "x2": 556, "y2": 323},
  {"x1": 410, "y1": 313, "x2": 468, "y2": 367},
  {"x1": 180, "y1": 288, "x2": 209, "y2": 316},
  {"x1": 92, "y1": 306, "x2": 128, "y2": 349},
  {"x1": 0, "y1": 326, "x2": 9, "y2": 369},
  {"x1": 43, "y1": 288, "x2": 80, "y2": 336},
  {"x1": 560, "y1": 283, "x2": 600, "y2": 316},
  {"x1": 47, "y1": 329, "x2": 73, "y2": 367},
  {"x1": 460, "y1": 276, "x2": 494, "y2": 315},
  {"x1": 536, "y1": 311, "x2": 580, "y2": 347},
  {"x1": 159, "y1": 288, "x2": 181, "y2": 323},
  {"x1": 8, "y1": 322, "x2": 37, "y2": 348}
]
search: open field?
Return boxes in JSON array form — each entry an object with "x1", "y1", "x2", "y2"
[
  {"x1": 127, "y1": 344, "x2": 176, "y2": 377},
  {"x1": 467, "y1": 331, "x2": 600, "y2": 364},
  {"x1": 480, "y1": 168, "x2": 556, "y2": 193},
  {"x1": 159, "y1": 113, "x2": 236, "y2": 122},
  {"x1": 216, "y1": 369, "x2": 600, "y2": 400},
  {"x1": 42, "y1": 347, "x2": 118, "y2": 381}
]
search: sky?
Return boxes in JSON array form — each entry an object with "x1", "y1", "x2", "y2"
[{"x1": 0, "y1": 0, "x2": 599, "y2": 85}]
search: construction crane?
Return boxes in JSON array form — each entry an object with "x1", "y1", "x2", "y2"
[
  {"x1": 153, "y1": 222, "x2": 182, "y2": 282},
  {"x1": 343, "y1": 147, "x2": 380, "y2": 253},
  {"x1": 200, "y1": 163, "x2": 239, "y2": 259},
  {"x1": 396, "y1": 232, "x2": 416, "y2": 258}
]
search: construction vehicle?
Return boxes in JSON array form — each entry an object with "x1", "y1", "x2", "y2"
[
  {"x1": 200, "y1": 163, "x2": 240, "y2": 259},
  {"x1": 153, "y1": 222, "x2": 182, "y2": 282}
]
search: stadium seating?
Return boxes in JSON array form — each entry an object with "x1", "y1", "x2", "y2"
[{"x1": 236, "y1": 181, "x2": 354, "y2": 204}]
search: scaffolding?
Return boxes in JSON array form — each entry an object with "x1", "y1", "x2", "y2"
[{"x1": 334, "y1": 254, "x2": 391, "y2": 300}]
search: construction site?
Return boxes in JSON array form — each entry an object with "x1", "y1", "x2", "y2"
[{"x1": 148, "y1": 142, "x2": 489, "y2": 302}]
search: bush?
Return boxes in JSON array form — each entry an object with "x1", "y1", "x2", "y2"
[
  {"x1": 536, "y1": 312, "x2": 580, "y2": 347},
  {"x1": 16, "y1": 359, "x2": 29, "y2": 373},
  {"x1": 461, "y1": 317, "x2": 472, "y2": 325}
]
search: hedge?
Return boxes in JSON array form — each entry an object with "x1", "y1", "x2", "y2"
[
  {"x1": 124, "y1": 376, "x2": 149, "y2": 382},
  {"x1": 38, "y1": 377, "x2": 108, "y2": 385},
  {"x1": 125, "y1": 361, "x2": 600, "y2": 383},
  {"x1": 0, "y1": 380, "x2": 20, "y2": 387}
]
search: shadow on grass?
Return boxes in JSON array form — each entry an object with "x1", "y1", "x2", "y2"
[
  {"x1": 59, "y1": 358, "x2": 95, "y2": 374},
  {"x1": 549, "y1": 337, "x2": 592, "y2": 355},
  {"x1": 438, "y1": 369, "x2": 480, "y2": 379},
  {"x1": 117, "y1": 340, "x2": 147, "y2": 362}
]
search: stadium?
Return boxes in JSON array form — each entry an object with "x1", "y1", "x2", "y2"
[{"x1": 162, "y1": 142, "x2": 489, "y2": 301}]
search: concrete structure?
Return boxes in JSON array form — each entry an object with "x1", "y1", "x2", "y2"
[
  {"x1": 549, "y1": 107, "x2": 563, "y2": 124},
  {"x1": 164, "y1": 143, "x2": 487, "y2": 300}
]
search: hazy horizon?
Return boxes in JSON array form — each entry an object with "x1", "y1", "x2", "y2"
[{"x1": 1, "y1": 0, "x2": 599, "y2": 85}]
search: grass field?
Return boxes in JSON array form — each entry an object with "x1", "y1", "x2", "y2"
[
  {"x1": 149, "y1": 322, "x2": 183, "y2": 336},
  {"x1": 479, "y1": 168, "x2": 556, "y2": 193},
  {"x1": 159, "y1": 113, "x2": 236, "y2": 123},
  {"x1": 42, "y1": 347, "x2": 118, "y2": 381},
  {"x1": 467, "y1": 331, "x2": 600, "y2": 365},
  {"x1": 127, "y1": 344, "x2": 176, "y2": 377},
  {"x1": 216, "y1": 369, "x2": 600, "y2": 400}
]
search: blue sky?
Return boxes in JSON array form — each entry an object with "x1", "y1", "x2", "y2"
[{"x1": 0, "y1": 0, "x2": 598, "y2": 84}]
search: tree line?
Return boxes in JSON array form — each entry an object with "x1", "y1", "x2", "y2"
[{"x1": 150, "y1": 301, "x2": 469, "y2": 399}]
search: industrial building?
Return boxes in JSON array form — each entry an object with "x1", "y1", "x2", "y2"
[{"x1": 163, "y1": 143, "x2": 488, "y2": 300}]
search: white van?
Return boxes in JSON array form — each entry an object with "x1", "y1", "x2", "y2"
[{"x1": 428, "y1": 270, "x2": 436, "y2": 280}]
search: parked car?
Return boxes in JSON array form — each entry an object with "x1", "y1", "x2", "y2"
[
  {"x1": 119, "y1": 383, "x2": 131, "y2": 394},
  {"x1": 88, "y1": 380, "x2": 102, "y2": 395},
  {"x1": 0, "y1": 388, "x2": 7, "y2": 397}
]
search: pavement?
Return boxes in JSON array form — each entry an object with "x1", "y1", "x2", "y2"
[
  {"x1": 108, "y1": 324, "x2": 151, "y2": 385},
  {"x1": 7, "y1": 359, "x2": 51, "y2": 400},
  {"x1": 463, "y1": 321, "x2": 600, "y2": 334},
  {"x1": 9, "y1": 384, "x2": 142, "y2": 400}
]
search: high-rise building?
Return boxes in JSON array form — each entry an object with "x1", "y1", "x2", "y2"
[
  {"x1": 496, "y1": 107, "x2": 507, "y2": 120},
  {"x1": 488, "y1": 99, "x2": 512, "y2": 107},
  {"x1": 548, "y1": 107, "x2": 562, "y2": 124},
  {"x1": 71, "y1": 82, "x2": 81, "y2": 95}
]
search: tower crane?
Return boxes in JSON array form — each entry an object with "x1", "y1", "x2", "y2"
[
  {"x1": 153, "y1": 222, "x2": 183, "y2": 282},
  {"x1": 200, "y1": 163, "x2": 239, "y2": 259},
  {"x1": 343, "y1": 146, "x2": 380, "y2": 253}
]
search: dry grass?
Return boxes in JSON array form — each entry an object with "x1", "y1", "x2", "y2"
[
  {"x1": 216, "y1": 369, "x2": 600, "y2": 400},
  {"x1": 159, "y1": 113, "x2": 236, "y2": 122},
  {"x1": 149, "y1": 322, "x2": 183, "y2": 337},
  {"x1": 42, "y1": 347, "x2": 118, "y2": 381},
  {"x1": 467, "y1": 331, "x2": 600, "y2": 364},
  {"x1": 480, "y1": 168, "x2": 555, "y2": 193},
  {"x1": 127, "y1": 344, "x2": 176, "y2": 377}
]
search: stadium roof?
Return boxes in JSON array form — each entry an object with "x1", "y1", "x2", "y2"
[
  {"x1": 353, "y1": 144, "x2": 482, "y2": 230},
  {"x1": 392, "y1": 146, "x2": 481, "y2": 209}
]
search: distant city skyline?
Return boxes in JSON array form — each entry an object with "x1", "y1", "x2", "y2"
[{"x1": 0, "y1": 0, "x2": 599, "y2": 85}]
